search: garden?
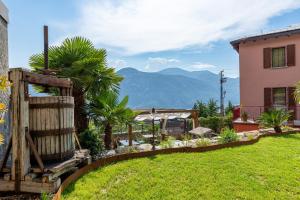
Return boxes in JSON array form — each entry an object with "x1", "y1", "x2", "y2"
[{"x1": 62, "y1": 133, "x2": 300, "y2": 200}]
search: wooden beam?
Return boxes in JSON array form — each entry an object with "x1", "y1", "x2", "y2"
[
  {"x1": 23, "y1": 71, "x2": 72, "y2": 88},
  {"x1": 42, "y1": 167, "x2": 77, "y2": 183},
  {"x1": 128, "y1": 124, "x2": 133, "y2": 146},
  {"x1": 74, "y1": 131, "x2": 82, "y2": 150},
  {"x1": 135, "y1": 109, "x2": 199, "y2": 115},
  {"x1": 0, "y1": 178, "x2": 61, "y2": 193},
  {"x1": 9, "y1": 69, "x2": 31, "y2": 191},
  {"x1": 192, "y1": 111, "x2": 199, "y2": 128},
  {"x1": 25, "y1": 130, "x2": 45, "y2": 172}
]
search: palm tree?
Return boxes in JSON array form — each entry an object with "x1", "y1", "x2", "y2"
[
  {"x1": 29, "y1": 37, "x2": 123, "y2": 134},
  {"x1": 257, "y1": 109, "x2": 291, "y2": 133},
  {"x1": 294, "y1": 81, "x2": 300, "y2": 103},
  {"x1": 87, "y1": 91, "x2": 132, "y2": 149}
]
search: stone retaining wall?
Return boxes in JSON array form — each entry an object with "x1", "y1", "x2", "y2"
[{"x1": 0, "y1": 0, "x2": 9, "y2": 159}]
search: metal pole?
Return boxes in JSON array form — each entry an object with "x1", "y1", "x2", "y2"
[
  {"x1": 43, "y1": 25, "x2": 49, "y2": 70},
  {"x1": 219, "y1": 70, "x2": 227, "y2": 116},
  {"x1": 152, "y1": 108, "x2": 155, "y2": 151}
]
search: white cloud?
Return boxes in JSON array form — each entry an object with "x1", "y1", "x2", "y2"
[
  {"x1": 148, "y1": 57, "x2": 180, "y2": 65},
  {"x1": 145, "y1": 57, "x2": 180, "y2": 70},
  {"x1": 74, "y1": 0, "x2": 300, "y2": 54},
  {"x1": 190, "y1": 62, "x2": 217, "y2": 70},
  {"x1": 108, "y1": 59, "x2": 127, "y2": 70}
]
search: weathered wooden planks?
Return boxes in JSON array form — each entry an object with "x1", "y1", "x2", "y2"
[
  {"x1": 9, "y1": 69, "x2": 31, "y2": 189},
  {"x1": 29, "y1": 96, "x2": 75, "y2": 162},
  {"x1": 3, "y1": 68, "x2": 88, "y2": 194}
]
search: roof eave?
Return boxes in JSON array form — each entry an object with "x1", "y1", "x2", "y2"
[{"x1": 230, "y1": 28, "x2": 300, "y2": 53}]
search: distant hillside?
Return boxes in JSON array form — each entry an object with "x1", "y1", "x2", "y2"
[{"x1": 118, "y1": 67, "x2": 239, "y2": 109}]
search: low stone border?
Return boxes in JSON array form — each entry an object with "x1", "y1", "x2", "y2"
[{"x1": 52, "y1": 130, "x2": 298, "y2": 200}]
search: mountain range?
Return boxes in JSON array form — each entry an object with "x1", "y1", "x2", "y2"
[{"x1": 118, "y1": 67, "x2": 239, "y2": 109}]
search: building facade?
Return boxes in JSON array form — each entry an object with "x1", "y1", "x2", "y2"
[
  {"x1": 0, "y1": 0, "x2": 9, "y2": 157},
  {"x1": 231, "y1": 27, "x2": 300, "y2": 121}
]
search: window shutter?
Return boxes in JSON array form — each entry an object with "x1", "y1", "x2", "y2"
[
  {"x1": 263, "y1": 48, "x2": 271, "y2": 68},
  {"x1": 264, "y1": 88, "x2": 272, "y2": 111},
  {"x1": 287, "y1": 44, "x2": 296, "y2": 66},
  {"x1": 288, "y1": 87, "x2": 296, "y2": 119}
]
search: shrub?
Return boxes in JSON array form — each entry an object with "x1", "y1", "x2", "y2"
[
  {"x1": 282, "y1": 125, "x2": 294, "y2": 132},
  {"x1": 219, "y1": 128, "x2": 238, "y2": 144},
  {"x1": 199, "y1": 115, "x2": 233, "y2": 133},
  {"x1": 79, "y1": 129, "x2": 104, "y2": 156},
  {"x1": 160, "y1": 136, "x2": 176, "y2": 149},
  {"x1": 199, "y1": 116, "x2": 223, "y2": 133},
  {"x1": 257, "y1": 109, "x2": 291, "y2": 133},
  {"x1": 195, "y1": 138, "x2": 211, "y2": 147},
  {"x1": 182, "y1": 134, "x2": 192, "y2": 146},
  {"x1": 224, "y1": 113, "x2": 233, "y2": 129},
  {"x1": 117, "y1": 146, "x2": 138, "y2": 154},
  {"x1": 41, "y1": 192, "x2": 51, "y2": 200},
  {"x1": 247, "y1": 134, "x2": 254, "y2": 140}
]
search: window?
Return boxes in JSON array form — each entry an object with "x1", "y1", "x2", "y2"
[
  {"x1": 272, "y1": 47, "x2": 286, "y2": 68},
  {"x1": 272, "y1": 88, "x2": 286, "y2": 107}
]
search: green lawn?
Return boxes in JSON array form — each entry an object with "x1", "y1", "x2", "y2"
[{"x1": 62, "y1": 134, "x2": 300, "y2": 200}]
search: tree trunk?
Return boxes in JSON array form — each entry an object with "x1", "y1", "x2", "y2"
[
  {"x1": 274, "y1": 126, "x2": 282, "y2": 134},
  {"x1": 104, "y1": 123, "x2": 112, "y2": 149},
  {"x1": 73, "y1": 88, "x2": 88, "y2": 134}
]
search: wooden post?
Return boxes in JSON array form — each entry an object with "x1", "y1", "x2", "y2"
[
  {"x1": 9, "y1": 69, "x2": 30, "y2": 188},
  {"x1": 128, "y1": 124, "x2": 133, "y2": 146},
  {"x1": 192, "y1": 111, "x2": 199, "y2": 128}
]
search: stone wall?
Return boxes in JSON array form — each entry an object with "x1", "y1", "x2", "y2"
[{"x1": 0, "y1": 0, "x2": 9, "y2": 158}]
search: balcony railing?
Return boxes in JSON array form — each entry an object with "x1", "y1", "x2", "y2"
[{"x1": 239, "y1": 105, "x2": 300, "y2": 120}]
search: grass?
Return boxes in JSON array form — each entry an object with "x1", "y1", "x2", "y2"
[{"x1": 62, "y1": 134, "x2": 300, "y2": 200}]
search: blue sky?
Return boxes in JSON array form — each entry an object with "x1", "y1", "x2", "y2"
[{"x1": 3, "y1": 0, "x2": 300, "y2": 77}]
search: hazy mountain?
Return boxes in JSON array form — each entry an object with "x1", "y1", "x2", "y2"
[{"x1": 118, "y1": 67, "x2": 239, "y2": 109}]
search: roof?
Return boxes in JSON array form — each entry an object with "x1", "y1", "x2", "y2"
[
  {"x1": 0, "y1": 0, "x2": 8, "y2": 23},
  {"x1": 230, "y1": 25, "x2": 300, "y2": 52},
  {"x1": 134, "y1": 109, "x2": 197, "y2": 115},
  {"x1": 189, "y1": 127, "x2": 213, "y2": 137},
  {"x1": 135, "y1": 112, "x2": 191, "y2": 121}
]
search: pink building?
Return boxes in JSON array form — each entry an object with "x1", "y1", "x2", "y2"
[{"x1": 231, "y1": 27, "x2": 300, "y2": 122}]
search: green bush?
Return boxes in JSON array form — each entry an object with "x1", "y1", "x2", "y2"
[
  {"x1": 195, "y1": 138, "x2": 211, "y2": 147},
  {"x1": 199, "y1": 115, "x2": 233, "y2": 133},
  {"x1": 160, "y1": 137, "x2": 176, "y2": 149},
  {"x1": 224, "y1": 114, "x2": 233, "y2": 129},
  {"x1": 257, "y1": 109, "x2": 291, "y2": 133},
  {"x1": 219, "y1": 128, "x2": 238, "y2": 144},
  {"x1": 79, "y1": 129, "x2": 104, "y2": 156},
  {"x1": 247, "y1": 134, "x2": 254, "y2": 140}
]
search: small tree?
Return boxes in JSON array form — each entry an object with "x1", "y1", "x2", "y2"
[
  {"x1": 225, "y1": 101, "x2": 234, "y2": 115},
  {"x1": 257, "y1": 109, "x2": 291, "y2": 133},
  {"x1": 87, "y1": 91, "x2": 132, "y2": 149},
  {"x1": 193, "y1": 100, "x2": 208, "y2": 118},
  {"x1": 207, "y1": 98, "x2": 219, "y2": 117}
]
